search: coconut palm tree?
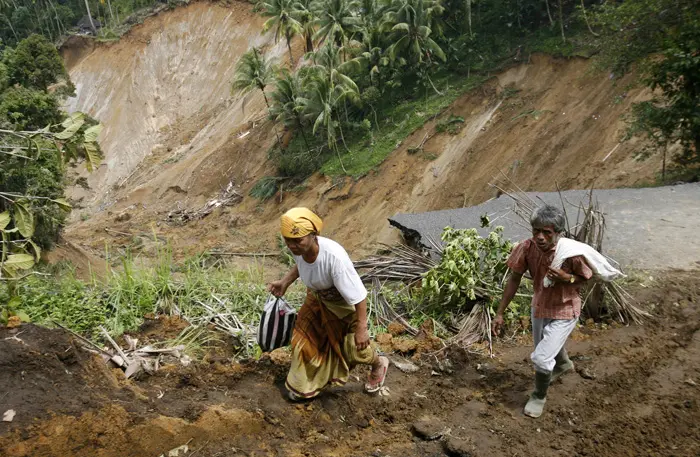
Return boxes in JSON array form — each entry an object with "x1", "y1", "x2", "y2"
[
  {"x1": 231, "y1": 47, "x2": 283, "y2": 146},
  {"x1": 312, "y1": 0, "x2": 362, "y2": 50},
  {"x1": 382, "y1": 0, "x2": 446, "y2": 65},
  {"x1": 306, "y1": 41, "x2": 360, "y2": 96},
  {"x1": 302, "y1": 43, "x2": 360, "y2": 171},
  {"x1": 302, "y1": 74, "x2": 358, "y2": 172},
  {"x1": 292, "y1": 0, "x2": 316, "y2": 52},
  {"x1": 342, "y1": 26, "x2": 389, "y2": 88},
  {"x1": 257, "y1": 0, "x2": 303, "y2": 65},
  {"x1": 270, "y1": 68, "x2": 311, "y2": 149}
]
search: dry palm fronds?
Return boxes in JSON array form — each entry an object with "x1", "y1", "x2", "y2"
[
  {"x1": 369, "y1": 279, "x2": 419, "y2": 336},
  {"x1": 355, "y1": 243, "x2": 437, "y2": 284},
  {"x1": 182, "y1": 294, "x2": 258, "y2": 353},
  {"x1": 451, "y1": 303, "x2": 493, "y2": 356}
]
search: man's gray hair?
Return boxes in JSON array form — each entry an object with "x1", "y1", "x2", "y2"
[{"x1": 530, "y1": 205, "x2": 566, "y2": 233}]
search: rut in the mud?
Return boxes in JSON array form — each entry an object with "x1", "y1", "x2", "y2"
[{"x1": 1, "y1": 271, "x2": 699, "y2": 457}]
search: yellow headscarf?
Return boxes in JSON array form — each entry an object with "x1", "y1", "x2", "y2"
[{"x1": 280, "y1": 207, "x2": 323, "y2": 238}]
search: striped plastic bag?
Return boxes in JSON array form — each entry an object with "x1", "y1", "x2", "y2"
[{"x1": 257, "y1": 295, "x2": 297, "y2": 352}]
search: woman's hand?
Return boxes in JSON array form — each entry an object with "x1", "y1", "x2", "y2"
[
  {"x1": 491, "y1": 314, "x2": 505, "y2": 337},
  {"x1": 355, "y1": 326, "x2": 370, "y2": 350},
  {"x1": 547, "y1": 267, "x2": 572, "y2": 283},
  {"x1": 267, "y1": 279, "x2": 289, "y2": 298}
]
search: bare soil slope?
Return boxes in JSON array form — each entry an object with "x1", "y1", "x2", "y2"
[
  {"x1": 61, "y1": 2, "x2": 660, "y2": 264},
  {"x1": 1, "y1": 272, "x2": 698, "y2": 456}
]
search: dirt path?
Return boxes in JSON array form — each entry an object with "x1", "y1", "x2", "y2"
[{"x1": 1, "y1": 271, "x2": 699, "y2": 457}]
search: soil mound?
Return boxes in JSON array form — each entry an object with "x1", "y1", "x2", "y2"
[{"x1": 0, "y1": 325, "x2": 129, "y2": 431}]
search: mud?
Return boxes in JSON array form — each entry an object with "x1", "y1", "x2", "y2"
[{"x1": 1, "y1": 271, "x2": 699, "y2": 456}]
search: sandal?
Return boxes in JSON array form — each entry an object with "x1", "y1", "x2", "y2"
[{"x1": 364, "y1": 356, "x2": 389, "y2": 393}]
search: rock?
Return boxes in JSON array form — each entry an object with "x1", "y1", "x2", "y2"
[
  {"x1": 577, "y1": 367, "x2": 597, "y2": 380},
  {"x1": 269, "y1": 348, "x2": 291, "y2": 366},
  {"x1": 444, "y1": 436, "x2": 474, "y2": 457},
  {"x1": 393, "y1": 337, "x2": 418, "y2": 354},
  {"x1": 388, "y1": 321, "x2": 407, "y2": 336},
  {"x1": 416, "y1": 319, "x2": 435, "y2": 339},
  {"x1": 390, "y1": 357, "x2": 419, "y2": 373},
  {"x1": 412, "y1": 418, "x2": 448, "y2": 440},
  {"x1": 375, "y1": 333, "x2": 393, "y2": 345},
  {"x1": 6, "y1": 316, "x2": 21, "y2": 329},
  {"x1": 115, "y1": 211, "x2": 131, "y2": 222}
]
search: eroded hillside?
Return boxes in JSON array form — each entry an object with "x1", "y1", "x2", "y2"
[{"x1": 59, "y1": 1, "x2": 660, "y2": 263}]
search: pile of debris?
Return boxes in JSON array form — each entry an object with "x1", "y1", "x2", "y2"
[
  {"x1": 167, "y1": 181, "x2": 242, "y2": 225},
  {"x1": 56, "y1": 322, "x2": 192, "y2": 379}
]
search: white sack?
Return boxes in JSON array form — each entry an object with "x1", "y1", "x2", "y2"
[{"x1": 544, "y1": 237, "x2": 624, "y2": 288}]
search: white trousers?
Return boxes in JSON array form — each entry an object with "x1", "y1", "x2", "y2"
[{"x1": 531, "y1": 313, "x2": 577, "y2": 373}]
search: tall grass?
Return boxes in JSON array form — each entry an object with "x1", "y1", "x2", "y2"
[{"x1": 4, "y1": 244, "x2": 305, "y2": 352}]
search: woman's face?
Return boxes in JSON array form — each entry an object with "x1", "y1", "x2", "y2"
[{"x1": 283, "y1": 234, "x2": 316, "y2": 256}]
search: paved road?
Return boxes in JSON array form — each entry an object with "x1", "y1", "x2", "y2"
[{"x1": 390, "y1": 183, "x2": 700, "y2": 270}]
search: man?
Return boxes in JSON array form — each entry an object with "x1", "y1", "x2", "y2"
[{"x1": 492, "y1": 205, "x2": 593, "y2": 418}]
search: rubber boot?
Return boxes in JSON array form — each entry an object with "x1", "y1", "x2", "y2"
[
  {"x1": 551, "y1": 348, "x2": 574, "y2": 382},
  {"x1": 524, "y1": 370, "x2": 551, "y2": 418}
]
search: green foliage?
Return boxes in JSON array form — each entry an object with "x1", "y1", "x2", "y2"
[
  {"x1": 422, "y1": 226, "x2": 513, "y2": 310},
  {"x1": 435, "y1": 114, "x2": 464, "y2": 135},
  {"x1": 321, "y1": 74, "x2": 484, "y2": 177},
  {"x1": 0, "y1": 1, "x2": 170, "y2": 46},
  {"x1": 249, "y1": 176, "x2": 282, "y2": 200},
  {"x1": 0, "y1": 86, "x2": 63, "y2": 130},
  {"x1": 0, "y1": 35, "x2": 102, "y2": 289},
  {"x1": 252, "y1": 0, "x2": 602, "y2": 183},
  {"x1": 592, "y1": 0, "x2": 699, "y2": 178},
  {"x1": 257, "y1": 0, "x2": 303, "y2": 63},
  {"x1": 3, "y1": 34, "x2": 70, "y2": 91},
  {"x1": 591, "y1": 0, "x2": 694, "y2": 75}
]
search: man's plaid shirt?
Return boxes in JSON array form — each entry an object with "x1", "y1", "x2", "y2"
[{"x1": 507, "y1": 239, "x2": 593, "y2": 320}]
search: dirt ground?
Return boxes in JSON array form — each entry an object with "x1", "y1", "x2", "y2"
[{"x1": 1, "y1": 270, "x2": 698, "y2": 457}]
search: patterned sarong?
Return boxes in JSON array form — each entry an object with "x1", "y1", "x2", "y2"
[{"x1": 285, "y1": 289, "x2": 375, "y2": 399}]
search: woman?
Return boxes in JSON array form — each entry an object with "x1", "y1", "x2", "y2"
[{"x1": 267, "y1": 207, "x2": 389, "y2": 400}]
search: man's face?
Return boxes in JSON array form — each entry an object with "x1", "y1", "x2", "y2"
[{"x1": 531, "y1": 225, "x2": 560, "y2": 252}]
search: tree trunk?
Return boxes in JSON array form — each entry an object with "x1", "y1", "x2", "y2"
[
  {"x1": 662, "y1": 145, "x2": 667, "y2": 182},
  {"x1": 580, "y1": 0, "x2": 599, "y2": 37},
  {"x1": 466, "y1": 0, "x2": 472, "y2": 36},
  {"x1": 558, "y1": 0, "x2": 565, "y2": 43},
  {"x1": 107, "y1": 0, "x2": 116, "y2": 26},
  {"x1": 544, "y1": 0, "x2": 554, "y2": 26},
  {"x1": 297, "y1": 116, "x2": 311, "y2": 150},
  {"x1": 262, "y1": 91, "x2": 284, "y2": 149},
  {"x1": 286, "y1": 33, "x2": 295, "y2": 66},
  {"x1": 84, "y1": 0, "x2": 97, "y2": 34},
  {"x1": 48, "y1": 0, "x2": 65, "y2": 36},
  {"x1": 305, "y1": 32, "x2": 314, "y2": 53},
  {"x1": 2, "y1": 16, "x2": 19, "y2": 42}
]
